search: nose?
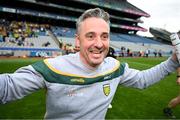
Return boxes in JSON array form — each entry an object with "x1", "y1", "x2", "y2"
[{"x1": 95, "y1": 37, "x2": 103, "y2": 48}]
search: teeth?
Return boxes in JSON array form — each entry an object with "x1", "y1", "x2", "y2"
[
  {"x1": 89, "y1": 48, "x2": 103, "y2": 54},
  {"x1": 92, "y1": 51, "x2": 101, "y2": 54}
]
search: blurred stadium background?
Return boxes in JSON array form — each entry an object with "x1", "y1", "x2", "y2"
[
  {"x1": 0, "y1": 0, "x2": 175, "y2": 57},
  {"x1": 0, "y1": 0, "x2": 179, "y2": 119}
]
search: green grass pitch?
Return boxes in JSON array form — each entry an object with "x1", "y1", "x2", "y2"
[{"x1": 0, "y1": 57, "x2": 179, "y2": 119}]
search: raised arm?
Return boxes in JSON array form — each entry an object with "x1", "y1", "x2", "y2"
[{"x1": 120, "y1": 55, "x2": 179, "y2": 89}]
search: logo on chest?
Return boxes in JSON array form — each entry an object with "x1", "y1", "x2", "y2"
[{"x1": 103, "y1": 84, "x2": 110, "y2": 96}]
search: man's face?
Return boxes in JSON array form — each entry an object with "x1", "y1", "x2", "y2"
[{"x1": 76, "y1": 17, "x2": 110, "y2": 68}]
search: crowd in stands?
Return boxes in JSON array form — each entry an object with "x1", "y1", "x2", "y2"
[
  {"x1": 0, "y1": 18, "x2": 50, "y2": 47},
  {"x1": 60, "y1": 42, "x2": 76, "y2": 55},
  {"x1": 0, "y1": 18, "x2": 173, "y2": 57},
  {"x1": 51, "y1": 26, "x2": 76, "y2": 38}
]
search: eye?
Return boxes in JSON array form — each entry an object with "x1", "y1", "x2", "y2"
[
  {"x1": 87, "y1": 34, "x2": 93, "y2": 38},
  {"x1": 86, "y1": 33, "x2": 95, "y2": 40},
  {"x1": 101, "y1": 34, "x2": 109, "y2": 40}
]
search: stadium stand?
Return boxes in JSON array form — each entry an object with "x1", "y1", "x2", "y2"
[
  {"x1": 0, "y1": 0, "x2": 173, "y2": 57},
  {"x1": 149, "y1": 27, "x2": 172, "y2": 43}
]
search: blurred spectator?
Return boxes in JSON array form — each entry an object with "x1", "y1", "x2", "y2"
[
  {"x1": 145, "y1": 49, "x2": 150, "y2": 57},
  {"x1": 153, "y1": 49, "x2": 157, "y2": 57},
  {"x1": 107, "y1": 47, "x2": 116, "y2": 58},
  {"x1": 121, "y1": 46, "x2": 125, "y2": 57},
  {"x1": 158, "y1": 50, "x2": 162, "y2": 57}
]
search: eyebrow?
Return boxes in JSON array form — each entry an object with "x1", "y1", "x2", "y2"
[
  {"x1": 101, "y1": 32, "x2": 109, "y2": 35},
  {"x1": 85, "y1": 32, "x2": 94, "y2": 36},
  {"x1": 85, "y1": 32, "x2": 109, "y2": 36}
]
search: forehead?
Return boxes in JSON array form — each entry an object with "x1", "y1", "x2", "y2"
[{"x1": 80, "y1": 17, "x2": 109, "y2": 34}]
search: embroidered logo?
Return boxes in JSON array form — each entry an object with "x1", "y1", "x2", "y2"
[
  {"x1": 71, "y1": 78, "x2": 85, "y2": 83},
  {"x1": 103, "y1": 84, "x2": 110, "y2": 96},
  {"x1": 104, "y1": 74, "x2": 112, "y2": 80}
]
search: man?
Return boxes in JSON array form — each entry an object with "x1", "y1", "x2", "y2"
[
  {"x1": 163, "y1": 67, "x2": 180, "y2": 119},
  {"x1": 0, "y1": 8, "x2": 179, "y2": 119},
  {"x1": 107, "y1": 46, "x2": 116, "y2": 58}
]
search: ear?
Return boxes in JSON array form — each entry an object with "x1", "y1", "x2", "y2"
[{"x1": 75, "y1": 34, "x2": 80, "y2": 48}]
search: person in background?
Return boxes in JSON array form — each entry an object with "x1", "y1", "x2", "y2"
[
  {"x1": 106, "y1": 46, "x2": 116, "y2": 58},
  {"x1": 0, "y1": 8, "x2": 179, "y2": 119},
  {"x1": 163, "y1": 67, "x2": 180, "y2": 119}
]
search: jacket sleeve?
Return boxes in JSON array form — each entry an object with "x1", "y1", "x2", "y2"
[
  {"x1": 0, "y1": 65, "x2": 45, "y2": 104},
  {"x1": 119, "y1": 57, "x2": 179, "y2": 89}
]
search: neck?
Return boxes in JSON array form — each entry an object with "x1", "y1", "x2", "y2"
[{"x1": 78, "y1": 53, "x2": 100, "y2": 71}]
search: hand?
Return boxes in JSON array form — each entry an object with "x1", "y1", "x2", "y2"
[
  {"x1": 172, "y1": 52, "x2": 178, "y2": 63},
  {"x1": 177, "y1": 77, "x2": 180, "y2": 85}
]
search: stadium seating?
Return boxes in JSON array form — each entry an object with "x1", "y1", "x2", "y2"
[{"x1": 51, "y1": 26, "x2": 76, "y2": 38}]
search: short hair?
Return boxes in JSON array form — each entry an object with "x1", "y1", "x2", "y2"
[{"x1": 76, "y1": 8, "x2": 110, "y2": 34}]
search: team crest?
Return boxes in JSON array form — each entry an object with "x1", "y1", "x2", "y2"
[{"x1": 103, "y1": 84, "x2": 110, "y2": 96}]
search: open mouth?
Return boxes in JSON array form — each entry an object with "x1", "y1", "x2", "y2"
[{"x1": 89, "y1": 49, "x2": 103, "y2": 54}]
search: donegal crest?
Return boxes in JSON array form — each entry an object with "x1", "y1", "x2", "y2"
[{"x1": 103, "y1": 84, "x2": 110, "y2": 96}]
